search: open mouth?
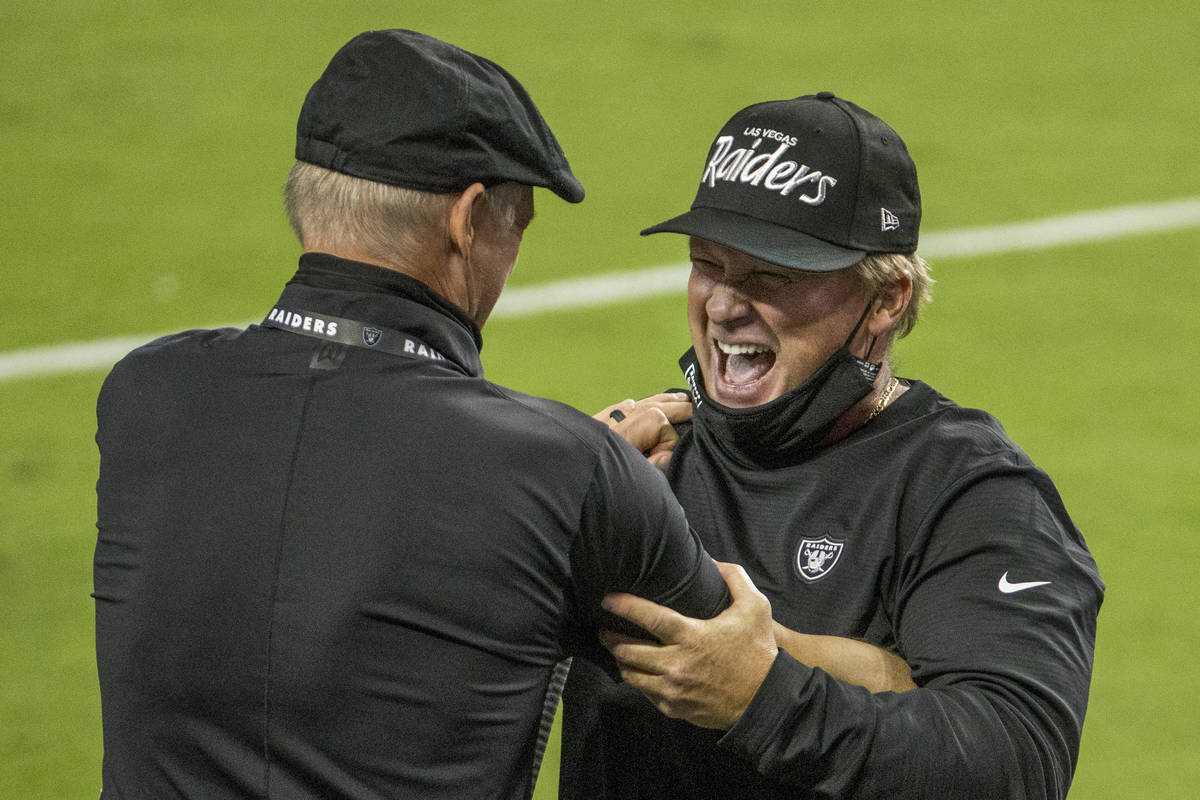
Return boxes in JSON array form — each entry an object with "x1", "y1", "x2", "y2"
[{"x1": 714, "y1": 340, "x2": 776, "y2": 401}]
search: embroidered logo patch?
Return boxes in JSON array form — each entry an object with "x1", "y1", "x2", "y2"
[
  {"x1": 362, "y1": 327, "x2": 382, "y2": 347},
  {"x1": 701, "y1": 133, "x2": 838, "y2": 206},
  {"x1": 795, "y1": 535, "x2": 845, "y2": 583},
  {"x1": 881, "y1": 207, "x2": 900, "y2": 231}
]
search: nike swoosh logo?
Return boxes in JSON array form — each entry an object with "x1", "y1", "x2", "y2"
[{"x1": 998, "y1": 571, "x2": 1052, "y2": 594}]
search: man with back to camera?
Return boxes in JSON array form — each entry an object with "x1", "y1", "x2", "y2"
[
  {"x1": 91, "y1": 29, "x2": 738, "y2": 800},
  {"x1": 561, "y1": 93, "x2": 1104, "y2": 799}
]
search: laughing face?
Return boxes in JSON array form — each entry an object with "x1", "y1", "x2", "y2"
[{"x1": 687, "y1": 237, "x2": 870, "y2": 409}]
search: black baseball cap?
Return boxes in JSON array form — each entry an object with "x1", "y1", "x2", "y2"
[
  {"x1": 642, "y1": 92, "x2": 919, "y2": 270},
  {"x1": 296, "y1": 29, "x2": 584, "y2": 203}
]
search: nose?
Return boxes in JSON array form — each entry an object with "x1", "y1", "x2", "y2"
[{"x1": 705, "y1": 280, "x2": 752, "y2": 327}]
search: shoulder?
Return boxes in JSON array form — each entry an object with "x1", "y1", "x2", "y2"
[
  {"x1": 868, "y1": 381, "x2": 1072, "y2": 534},
  {"x1": 102, "y1": 328, "x2": 243, "y2": 389},
  {"x1": 110, "y1": 327, "x2": 243, "y2": 367},
  {"x1": 477, "y1": 382, "x2": 616, "y2": 456},
  {"x1": 886, "y1": 381, "x2": 1036, "y2": 478},
  {"x1": 885, "y1": 382, "x2": 1089, "y2": 552},
  {"x1": 480, "y1": 384, "x2": 677, "y2": 504}
]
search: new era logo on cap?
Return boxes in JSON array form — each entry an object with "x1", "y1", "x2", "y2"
[
  {"x1": 881, "y1": 207, "x2": 900, "y2": 231},
  {"x1": 641, "y1": 92, "x2": 921, "y2": 271}
]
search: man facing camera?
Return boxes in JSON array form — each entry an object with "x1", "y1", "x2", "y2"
[{"x1": 563, "y1": 92, "x2": 1104, "y2": 800}]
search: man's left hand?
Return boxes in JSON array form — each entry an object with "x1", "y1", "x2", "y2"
[{"x1": 599, "y1": 561, "x2": 778, "y2": 730}]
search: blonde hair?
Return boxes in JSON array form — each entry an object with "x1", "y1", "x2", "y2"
[
  {"x1": 283, "y1": 161, "x2": 525, "y2": 264},
  {"x1": 852, "y1": 251, "x2": 934, "y2": 339}
]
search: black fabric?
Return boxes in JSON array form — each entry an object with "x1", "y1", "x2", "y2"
[
  {"x1": 296, "y1": 29, "x2": 584, "y2": 203},
  {"x1": 93, "y1": 254, "x2": 726, "y2": 800},
  {"x1": 678, "y1": 339, "x2": 878, "y2": 469},
  {"x1": 561, "y1": 380, "x2": 1103, "y2": 800}
]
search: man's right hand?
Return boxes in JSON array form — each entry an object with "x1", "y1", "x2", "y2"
[
  {"x1": 594, "y1": 391, "x2": 692, "y2": 471},
  {"x1": 600, "y1": 561, "x2": 778, "y2": 729}
]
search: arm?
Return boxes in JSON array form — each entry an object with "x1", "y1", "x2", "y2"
[
  {"x1": 600, "y1": 565, "x2": 912, "y2": 732},
  {"x1": 600, "y1": 561, "x2": 777, "y2": 728},
  {"x1": 771, "y1": 624, "x2": 915, "y2": 694},
  {"x1": 567, "y1": 428, "x2": 729, "y2": 665},
  {"x1": 604, "y1": 474, "x2": 1102, "y2": 799}
]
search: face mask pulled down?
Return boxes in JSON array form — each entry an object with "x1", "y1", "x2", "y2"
[{"x1": 680, "y1": 304, "x2": 880, "y2": 467}]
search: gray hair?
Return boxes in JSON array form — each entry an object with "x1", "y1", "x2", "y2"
[
  {"x1": 284, "y1": 161, "x2": 526, "y2": 263},
  {"x1": 852, "y1": 251, "x2": 934, "y2": 340}
]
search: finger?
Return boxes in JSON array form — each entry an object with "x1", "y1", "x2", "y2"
[
  {"x1": 646, "y1": 449, "x2": 674, "y2": 472},
  {"x1": 635, "y1": 391, "x2": 690, "y2": 407},
  {"x1": 653, "y1": 398, "x2": 693, "y2": 425},
  {"x1": 715, "y1": 560, "x2": 754, "y2": 598},
  {"x1": 592, "y1": 398, "x2": 636, "y2": 423},
  {"x1": 614, "y1": 663, "x2": 670, "y2": 703},
  {"x1": 593, "y1": 399, "x2": 635, "y2": 423},
  {"x1": 602, "y1": 592, "x2": 693, "y2": 644},
  {"x1": 616, "y1": 408, "x2": 676, "y2": 454},
  {"x1": 599, "y1": 629, "x2": 656, "y2": 651},
  {"x1": 633, "y1": 390, "x2": 685, "y2": 403},
  {"x1": 594, "y1": 394, "x2": 690, "y2": 427},
  {"x1": 597, "y1": 407, "x2": 670, "y2": 454},
  {"x1": 630, "y1": 392, "x2": 691, "y2": 423},
  {"x1": 646, "y1": 430, "x2": 680, "y2": 470},
  {"x1": 599, "y1": 631, "x2": 670, "y2": 675},
  {"x1": 714, "y1": 561, "x2": 772, "y2": 614},
  {"x1": 647, "y1": 429, "x2": 679, "y2": 454}
]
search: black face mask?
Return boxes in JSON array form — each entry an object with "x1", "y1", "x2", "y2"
[{"x1": 680, "y1": 303, "x2": 880, "y2": 467}]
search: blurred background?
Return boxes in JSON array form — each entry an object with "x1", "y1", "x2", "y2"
[{"x1": 2, "y1": 1, "x2": 1197, "y2": 797}]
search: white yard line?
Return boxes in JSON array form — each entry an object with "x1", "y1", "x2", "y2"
[{"x1": 4, "y1": 196, "x2": 1200, "y2": 382}]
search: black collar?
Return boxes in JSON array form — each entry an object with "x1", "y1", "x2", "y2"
[
  {"x1": 273, "y1": 252, "x2": 485, "y2": 376},
  {"x1": 291, "y1": 253, "x2": 484, "y2": 350}
]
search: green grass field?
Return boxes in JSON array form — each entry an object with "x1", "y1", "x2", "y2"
[{"x1": 2, "y1": 1, "x2": 1198, "y2": 797}]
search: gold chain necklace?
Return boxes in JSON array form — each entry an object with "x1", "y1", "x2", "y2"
[{"x1": 866, "y1": 377, "x2": 900, "y2": 422}]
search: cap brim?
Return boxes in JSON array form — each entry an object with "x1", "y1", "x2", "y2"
[
  {"x1": 550, "y1": 173, "x2": 586, "y2": 204},
  {"x1": 640, "y1": 206, "x2": 865, "y2": 272}
]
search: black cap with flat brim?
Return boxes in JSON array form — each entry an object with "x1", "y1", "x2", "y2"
[
  {"x1": 296, "y1": 29, "x2": 584, "y2": 203},
  {"x1": 641, "y1": 206, "x2": 866, "y2": 272},
  {"x1": 642, "y1": 93, "x2": 919, "y2": 270}
]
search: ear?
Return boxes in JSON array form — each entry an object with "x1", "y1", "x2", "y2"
[
  {"x1": 867, "y1": 272, "x2": 913, "y2": 338},
  {"x1": 447, "y1": 182, "x2": 488, "y2": 259}
]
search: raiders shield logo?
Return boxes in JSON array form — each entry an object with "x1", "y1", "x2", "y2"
[
  {"x1": 362, "y1": 327, "x2": 382, "y2": 347},
  {"x1": 795, "y1": 535, "x2": 845, "y2": 583}
]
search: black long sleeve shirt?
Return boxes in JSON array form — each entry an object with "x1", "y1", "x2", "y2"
[
  {"x1": 562, "y1": 361, "x2": 1103, "y2": 799},
  {"x1": 94, "y1": 253, "x2": 728, "y2": 800}
]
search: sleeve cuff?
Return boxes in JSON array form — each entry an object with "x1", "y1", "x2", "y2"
[{"x1": 718, "y1": 648, "x2": 814, "y2": 761}]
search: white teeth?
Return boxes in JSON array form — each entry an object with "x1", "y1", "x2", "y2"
[{"x1": 716, "y1": 341, "x2": 769, "y2": 356}]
